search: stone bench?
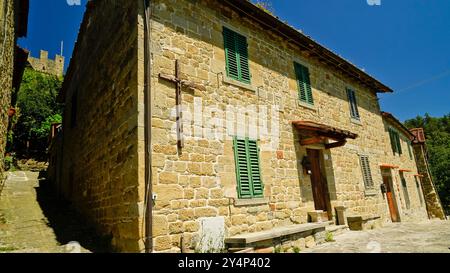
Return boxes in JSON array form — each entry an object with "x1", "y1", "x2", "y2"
[
  {"x1": 225, "y1": 222, "x2": 331, "y2": 251},
  {"x1": 347, "y1": 215, "x2": 381, "y2": 231}
]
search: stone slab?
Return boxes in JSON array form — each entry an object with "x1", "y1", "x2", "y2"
[{"x1": 225, "y1": 222, "x2": 331, "y2": 245}]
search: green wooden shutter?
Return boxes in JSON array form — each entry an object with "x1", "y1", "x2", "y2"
[
  {"x1": 294, "y1": 62, "x2": 313, "y2": 105},
  {"x1": 347, "y1": 88, "x2": 360, "y2": 119},
  {"x1": 234, "y1": 138, "x2": 252, "y2": 198},
  {"x1": 247, "y1": 139, "x2": 263, "y2": 197},
  {"x1": 401, "y1": 175, "x2": 410, "y2": 209},
  {"x1": 224, "y1": 28, "x2": 239, "y2": 80},
  {"x1": 223, "y1": 27, "x2": 250, "y2": 84},
  {"x1": 235, "y1": 33, "x2": 250, "y2": 83},
  {"x1": 389, "y1": 127, "x2": 397, "y2": 154},
  {"x1": 407, "y1": 141, "x2": 413, "y2": 159},
  {"x1": 233, "y1": 137, "x2": 264, "y2": 199},
  {"x1": 395, "y1": 132, "x2": 402, "y2": 155}
]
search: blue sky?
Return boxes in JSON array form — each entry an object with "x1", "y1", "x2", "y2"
[{"x1": 18, "y1": 0, "x2": 450, "y2": 121}]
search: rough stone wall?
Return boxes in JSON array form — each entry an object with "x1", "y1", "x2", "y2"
[
  {"x1": 0, "y1": 0, "x2": 16, "y2": 184},
  {"x1": 60, "y1": 0, "x2": 144, "y2": 252},
  {"x1": 146, "y1": 0, "x2": 403, "y2": 252},
  {"x1": 412, "y1": 144, "x2": 446, "y2": 219},
  {"x1": 381, "y1": 120, "x2": 428, "y2": 221},
  {"x1": 27, "y1": 50, "x2": 65, "y2": 77}
]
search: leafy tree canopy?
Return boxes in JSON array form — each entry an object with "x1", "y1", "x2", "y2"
[{"x1": 10, "y1": 68, "x2": 63, "y2": 158}]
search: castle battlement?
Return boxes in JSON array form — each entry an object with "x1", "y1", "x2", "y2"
[{"x1": 27, "y1": 50, "x2": 65, "y2": 77}]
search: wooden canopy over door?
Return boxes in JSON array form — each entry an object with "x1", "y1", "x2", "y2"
[
  {"x1": 292, "y1": 121, "x2": 358, "y2": 149},
  {"x1": 293, "y1": 121, "x2": 358, "y2": 221}
]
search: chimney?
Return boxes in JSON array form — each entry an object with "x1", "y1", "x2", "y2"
[{"x1": 410, "y1": 128, "x2": 426, "y2": 144}]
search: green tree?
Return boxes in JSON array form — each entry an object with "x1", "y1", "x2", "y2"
[
  {"x1": 405, "y1": 113, "x2": 450, "y2": 214},
  {"x1": 11, "y1": 68, "x2": 63, "y2": 158}
]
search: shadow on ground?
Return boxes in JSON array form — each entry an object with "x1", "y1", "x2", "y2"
[{"x1": 35, "y1": 171, "x2": 111, "y2": 253}]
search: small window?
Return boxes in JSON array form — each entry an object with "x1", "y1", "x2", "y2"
[
  {"x1": 223, "y1": 27, "x2": 251, "y2": 84},
  {"x1": 346, "y1": 88, "x2": 360, "y2": 120},
  {"x1": 407, "y1": 140, "x2": 413, "y2": 160},
  {"x1": 400, "y1": 172, "x2": 411, "y2": 209},
  {"x1": 415, "y1": 177, "x2": 424, "y2": 207},
  {"x1": 233, "y1": 137, "x2": 264, "y2": 199},
  {"x1": 70, "y1": 91, "x2": 78, "y2": 128},
  {"x1": 388, "y1": 127, "x2": 402, "y2": 155},
  {"x1": 294, "y1": 62, "x2": 313, "y2": 105},
  {"x1": 359, "y1": 155, "x2": 374, "y2": 189}
]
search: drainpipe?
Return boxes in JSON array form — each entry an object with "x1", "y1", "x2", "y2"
[{"x1": 143, "y1": 0, "x2": 153, "y2": 253}]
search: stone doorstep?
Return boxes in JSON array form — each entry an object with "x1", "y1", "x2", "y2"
[{"x1": 225, "y1": 222, "x2": 332, "y2": 246}]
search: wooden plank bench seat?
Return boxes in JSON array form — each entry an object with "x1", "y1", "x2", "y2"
[{"x1": 225, "y1": 222, "x2": 331, "y2": 247}]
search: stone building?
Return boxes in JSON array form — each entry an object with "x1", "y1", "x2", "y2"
[
  {"x1": 380, "y1": 112, "x2": 428, "y2": 223},
  {"x1": 56, "y1": 0, "x2": 434, "y2": 253},
  {"x1": 27, "y1": 49, "x2": 65, "y2": 77},
  {"x1": 0, "y1": 0, "x2": 29, "y2": 186}
]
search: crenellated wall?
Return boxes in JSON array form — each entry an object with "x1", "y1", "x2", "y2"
[{"x1": 27, "y1": 50, "x2": 65, "y2": 77}]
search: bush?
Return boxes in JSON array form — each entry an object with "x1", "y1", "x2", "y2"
[{"x1": 4, "y1": 156, "x2": 15, "y2": 171}]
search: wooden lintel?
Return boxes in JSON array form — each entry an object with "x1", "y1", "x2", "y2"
[
  {"x1": 325, "y1": 140, "x2": 347, "y2": 149},
  {"x1": 300, "y1": 136, "x2": 325, "y2": 146},
  {"x1": 380, "y1": 164, "x2": 399, "y2": 169}
]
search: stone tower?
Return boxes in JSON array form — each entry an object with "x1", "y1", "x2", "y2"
[
  {"x1": 27, "y1": 50, "x2": 65, "y2": 77},
  {"x1": 410, "y1": 128, "x2": 446, "y2": 219}
]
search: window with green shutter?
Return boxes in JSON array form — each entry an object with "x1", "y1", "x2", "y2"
[
  {"x1": 223, "y1": 27, "x2": 251, "y2": 84},
  {"x1": 359, "y1": 155, "x2": 374, "y2": 189},
  {"x1": 400, "y1": 172, "x2": 411, "y2": 209},
  {"x1": 346, "y1": 88, "x2": 360, "y2": 120},
  {"x1": 396, "y1": 132, "x2": 403, "y2": 155},
  {"x1": 407, "y1": 140, "x2": 413, "y2": 160},
  {"x1": 233, "y1": 137, "x2": 264, "y2": 199},
  {"x1": 415, "y1": 176, "x2": 424, "y2": 206},
  {"x1": 294, "y1": 62, "x2": 313, "y2": 105},
  {"x1": 388, "y1": 127, "x2": 402, "y2": 155}
]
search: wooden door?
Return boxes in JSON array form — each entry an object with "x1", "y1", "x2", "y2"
[
  {"x1": 383, "y1": 176, "x2": 399, "y2": 222},
  {"x1": 307, "y1": 149, "x2": 331, "y2": 219}
]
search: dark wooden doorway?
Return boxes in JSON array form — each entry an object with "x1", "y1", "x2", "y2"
[
  {"x1": 383, "y1": 175, "x2": 399, "y2": 222},
  {"x1": 307, "y1": 149, "x2": 331, "y2": 220}
]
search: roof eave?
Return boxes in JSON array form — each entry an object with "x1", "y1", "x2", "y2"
[{"x1": 223, "y1": 0, "x2": 393, "y2": 93}]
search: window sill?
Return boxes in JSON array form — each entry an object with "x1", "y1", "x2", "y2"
[
  {"x1": 350, "y1": 118, "x2": 362, "y2": 126},
  {"x1": 234, "y1": 197, "x2": 269, "y2": 207},
  {"x1": 364, "y1": 189, "x2": 378, "y2": 196},
  {"x1": 298, "y1": 101, "x2": 317, "y2": 111},
  {"x1": 223, "y1": 76, "x2": 256, "y2": 92}
]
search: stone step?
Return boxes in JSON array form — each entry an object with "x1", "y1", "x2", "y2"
[{"x1": 326, "y1": 225, "x2": 349, "y2": 237}]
